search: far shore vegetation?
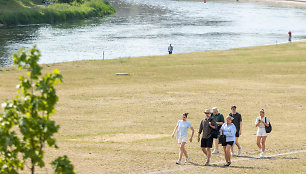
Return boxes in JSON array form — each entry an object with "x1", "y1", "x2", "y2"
[{"x1": 0, "y1": 0, "x2": 115, "y2": 26}]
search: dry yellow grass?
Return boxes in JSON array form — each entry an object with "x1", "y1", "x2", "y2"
[{"x1": 0, "y1": 42, "x2": 306, "y2": 173}]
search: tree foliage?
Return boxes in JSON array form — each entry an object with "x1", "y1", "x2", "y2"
[
  {"x1": 0, "y1": 45, "x2": 75, "y2": 174},
  {"x1": 56, "y1": 0, "x2": 84, "y2": 4},
  {"x1": 51, "y1": 155, "x2": 75, "y2": 174}
]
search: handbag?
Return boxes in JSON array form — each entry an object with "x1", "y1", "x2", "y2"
[
  {"x1": 218, "y1": 131, "x2": 226, "y2": 144},
  {"x1": 265, "y1": 117, "x2": 272, "y2": 133}
]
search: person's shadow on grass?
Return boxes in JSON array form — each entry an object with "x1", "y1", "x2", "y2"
[
  {"x1": 238, "y1": 155, "x2": 299, "y2": 160},
  {"x1": 188, "y1": 162, "x2": 266, "y2": 170},
  {"x1": 185, "y1": 154, "x2": 299, "y2": 170}
]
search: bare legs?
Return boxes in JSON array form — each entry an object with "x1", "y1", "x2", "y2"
[
  {"x1": 201, "y1": 147, "x2": 211, "y2": 163},
  {"x1": 223, "y1": 145, "x2": 231, "y2": 163},
  {"x1": 256, "y1": 136, "x2": 267, "y2": 152},
  {"x1": 256, "y1": 136, "x2": 262, "y2": 149},
  {"x1": 214, "y1": 138, "x2": 219, "y2": 151},
  {"x1": 178, "y1": 142, "x2": 188, "y2": 161},
  {"x1": 262, "y1": 136, "x2": 267, "y2": 152},
  {"x1": 231, "y1": 137, "x2": 241, "y2": 154},
  {"x1": 235, "y1": 137, "x2": 241, "y2": 149}
]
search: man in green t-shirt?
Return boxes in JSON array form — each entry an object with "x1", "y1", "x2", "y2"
[{"x1": 211, "y1": 107, "x2": 225, "y2": 154}]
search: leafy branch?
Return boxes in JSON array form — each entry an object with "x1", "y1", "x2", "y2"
[{"x1": 0, "y1": 45, "x2": 75, "y2": 174}]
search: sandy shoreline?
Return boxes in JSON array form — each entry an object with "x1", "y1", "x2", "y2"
[
  {"x1": 203, "y1": 0, "x2": 306, "y2": 8},
  {"x1": 239, "y1": 0, "x2": 306, "y2": 8}
]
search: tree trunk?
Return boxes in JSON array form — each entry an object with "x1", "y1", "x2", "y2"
[{"x1": 31, "y1": 159, "x2": 35, "y2": 174}]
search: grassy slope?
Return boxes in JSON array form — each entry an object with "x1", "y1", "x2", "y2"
[
  {"x1": 1, "y1": 43, "x2": 306, "y2": 173},
  {"x1": 0, "y1": 0, "x2": 115, "y2": 25}
]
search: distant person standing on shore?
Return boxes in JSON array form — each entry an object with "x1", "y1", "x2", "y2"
[
  {"x1": 255, "y1": 109, "x2": 270, "y2": 158},
  {"x1": 168, "y1": 44, "x2": 173, "y2": 54},
  {"x1": 172, "y1": 113, "x2": 194, "y2": 165},
  {"x1": 229, "y1": 105, "x2": 242, "y2": 156},
  {"x1": 288, "y1": 31, "x2": 292, "y2": 43}
]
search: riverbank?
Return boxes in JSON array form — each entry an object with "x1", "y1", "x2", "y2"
[
  {"x1": 0, "y1": 0, "x2": 115, "y2": 26},
  {"x1": 1, "y1": 42, "x2": 306, "y2": 173},
  {"x1": 234, "y1": 0, "x2": 306, "y2": 8}
]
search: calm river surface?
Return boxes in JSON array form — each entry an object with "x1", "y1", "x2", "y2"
[{"x1": 1, "y1": 0, "x2": 306, "y2": 67}]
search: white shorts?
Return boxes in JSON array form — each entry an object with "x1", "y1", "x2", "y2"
[
  {"x1": 178, "y1": 136, "x2": 188, "y2": 144},
  {"x1": 257, "y1": 128, "x2": 267, "y2": 137}
]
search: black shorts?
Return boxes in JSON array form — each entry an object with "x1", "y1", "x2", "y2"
[
  {"x1": 169, "y1": 51, "x2": 172, "y2": 54},
  {"x1": 235, "y1": 130, "x2": 240, "y2": 137},
  {"x1": 211, "y1": 130, "x2": 219, "y2": 139},
  {"x1": 222, "y1": 141, "x2": 234, "y2": 146},
  {"x1": 201, "y1": 137, "x2": 213, "y2": 148}
]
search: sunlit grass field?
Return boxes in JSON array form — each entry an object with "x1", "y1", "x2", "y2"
[{"x1": 1, "y1": 42, "x2": 306, "y2": 173}]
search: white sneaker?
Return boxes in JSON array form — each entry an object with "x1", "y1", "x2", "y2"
[
  {"x1": 176, "y1": 160, "x2": 181, "y2": 165},
  {"x1": 260, "y1": 152, "x2": 264, "y2": 158},
  {"x1": 231, "y1": 152, "x2": 235, "y2": 156},
  {"x1": 212, "y1": 150, "x2": 219, "y2": 154},
  {"x1": 185, "y1": 157, "x2": 190, "y2": 163},
  {"x1": 238, "y1": 147, "x2": 242, "y2": 155}
]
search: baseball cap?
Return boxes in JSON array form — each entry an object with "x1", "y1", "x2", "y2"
[{"x1": 204, "y1": 109, "x2": 211, "y2": 114}]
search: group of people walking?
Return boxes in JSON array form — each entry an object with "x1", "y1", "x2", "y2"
[{"x1": 171, "y1": 105, "x2": 270, "y2": 166}]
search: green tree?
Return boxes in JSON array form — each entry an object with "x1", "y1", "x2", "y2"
[
  {"x1": 0, "y1": 45, "x2": 75, "y2": 174},
  {"x1": 56, "y1": 0, "x2": 84, "y2": 4}
]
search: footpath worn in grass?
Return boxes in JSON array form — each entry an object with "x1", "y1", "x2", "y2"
[
  {"x1": 0, "y1": 0, "x2": 115, "y2": 25},
  {"x1": 0, "y1": 43, "x2": 306, "y2": 173}
]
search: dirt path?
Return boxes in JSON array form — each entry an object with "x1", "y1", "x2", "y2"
[{"x1": 145, "y1": 149, "x2": 306, "y2": 174}]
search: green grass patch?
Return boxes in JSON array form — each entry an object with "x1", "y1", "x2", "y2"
[{"x1": 0, "y1": 0, "x2": 115, "y2": 25}]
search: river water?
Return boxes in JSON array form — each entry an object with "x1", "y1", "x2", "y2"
[{"x1": 1, "y1": 0, "x2": 306, "y2": 67}]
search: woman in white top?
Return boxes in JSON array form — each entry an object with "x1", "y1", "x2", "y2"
[
  {"x1": 255, "y1": 109, "x2": 270, "y2": 158},
  {"x1": 171, "y1": 113, "x2": 194, "y2": 165}
]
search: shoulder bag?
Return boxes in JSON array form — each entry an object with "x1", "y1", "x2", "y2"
[{"x1": 265, "y1": 117, "x2": 272, "y2": 133}]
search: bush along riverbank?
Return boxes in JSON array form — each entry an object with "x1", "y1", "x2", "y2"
[{"x1": 0, "y1": 0, "x2": 115, "y2": 26}]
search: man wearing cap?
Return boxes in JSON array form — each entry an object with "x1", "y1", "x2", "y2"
[
  {"x1": 198, "y1": 109, "x2": 217, "y2": 166},
  {"x1": 211, "y1": 107, "x2": 225, "y2": 154},
  {"x1": 229, "y1": 105, "x2": 242, "y2": 156}
]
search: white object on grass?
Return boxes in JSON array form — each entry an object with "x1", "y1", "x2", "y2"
[{"x1": 116, "y1": 73, "x2": 129, "y2": 76}]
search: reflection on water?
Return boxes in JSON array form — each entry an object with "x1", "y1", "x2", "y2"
[
  {"x1": 0, "y1": 25, "x2": 40, "y2": 66},
  {"x1": 1, "y1": 0, "x2": 306, "y2": 67}
]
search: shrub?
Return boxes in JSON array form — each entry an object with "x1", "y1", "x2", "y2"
[{"x1": 0, "y1": 0, "x2": 115, "y2": 25}]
